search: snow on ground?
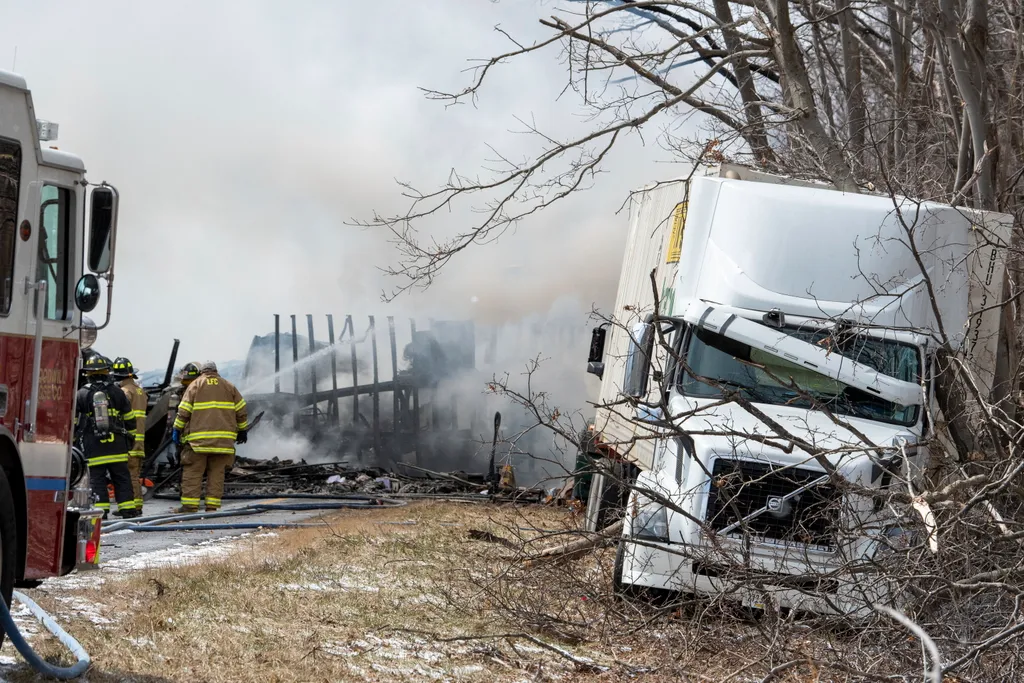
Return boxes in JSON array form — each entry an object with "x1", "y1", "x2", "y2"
[
  {"x1": 0, "y1": 601, "x2": 42, "y2": 678},
  {"x1": 327, "y1": 634, "x2": 475, "y2": 681},
  {"x1": 43, "y1": 532, "x2": 273, "y2": 591},
  {"x1": 0, "y1": 531, "x2": 278, "y2": 675}
]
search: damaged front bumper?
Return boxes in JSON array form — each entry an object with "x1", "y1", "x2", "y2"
[{"x1": 618, "y1": 536, "x2": 893, "y2": 618}]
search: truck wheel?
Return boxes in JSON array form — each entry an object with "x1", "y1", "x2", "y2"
[
  {"x1": 612, "y1": 540, "x2": 638, "y2": 598},
  {"x1": 0, "y1": 467, "x2": 17, "y2": 649}
]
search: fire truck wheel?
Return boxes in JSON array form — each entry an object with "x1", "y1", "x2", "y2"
[{"x1": 0, "y1": 466, "x2": 16, "y2": 648}]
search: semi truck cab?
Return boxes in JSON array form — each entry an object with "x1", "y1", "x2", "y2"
[{"x1": 586, "y1": 167, "x2": 1013, "y2": 614}]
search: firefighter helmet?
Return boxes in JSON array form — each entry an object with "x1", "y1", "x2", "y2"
[
  {"x1": 111, "y1": 357, "x2": 136, "y2": 379},
  {"x1": 200, "y1": 360, "x2": 218, "y2": 374},
  {"x1": 181, "y1": 362, "x2": 201, "y2": 385},
  {"x1": 84, "y1": 354, "x2": 112, "y2": 375}
]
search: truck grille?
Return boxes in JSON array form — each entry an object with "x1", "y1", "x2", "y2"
[{"x1": 705, "y1": 459, "x2": 839, "y2": 551}]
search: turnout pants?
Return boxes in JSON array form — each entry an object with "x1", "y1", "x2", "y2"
[
  {"x1": 88, "y1": 457, "x2": 136, "y2": 513},
  {"x1": 127, "y1": 455, "x2": 144, "y2": 510},
  {"x1": 180, "y1": 446, "x2": 234, "y2": 511}
]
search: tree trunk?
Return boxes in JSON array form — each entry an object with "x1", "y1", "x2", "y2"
[
  {"x1": 939, "y1": 0, "x2": 994, "y2": 208},
  {"x1": 837, "y1": 0, "x2": 866, "y2": 165},
  {"x1": 713, "y1": 0, "x2": 774, "y2": 165},
  {"x1": 764, "y1": 0, "x2": 859, "y2": 191},
  {"x1": 888, "y1": 1, "x2": 911, "y2": 165}
]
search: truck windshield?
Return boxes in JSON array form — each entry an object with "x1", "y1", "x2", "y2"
[{"x1": 678, "y1": 325, "x2": 920, "y2": 426}]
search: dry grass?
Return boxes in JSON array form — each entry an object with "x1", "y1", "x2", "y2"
[
  {"x1": 0, "y1": 503, "x2": 609, "y2": 682},
  {"x1": 0, "y1": 502, "x2": 848, "y2": 682}
]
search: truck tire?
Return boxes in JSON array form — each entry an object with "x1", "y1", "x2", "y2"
[
  {"x1": 0, "y1": 467, "x2": 17, "y2": 649},
  {"x1": 612, "y1": 540, "x2": 639, "y2": 599}
]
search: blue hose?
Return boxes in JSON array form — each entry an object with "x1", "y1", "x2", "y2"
[{"x1": 0, "y1": 590, "x2": 90, "y2": 679}]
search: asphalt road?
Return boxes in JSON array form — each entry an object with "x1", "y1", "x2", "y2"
[{"x1": 98, "y1": 496, "x2": 340, "y2": 562}]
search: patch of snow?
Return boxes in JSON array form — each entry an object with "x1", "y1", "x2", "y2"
[
  {"x1": 105, "y1": 529, "x2": 135, "y2": 536},
  {"x1": 47, "y1": 535, "x2": 249, "y2": 590},
  {"x1": 455, "y1": 664, "x2": 485, "y2": 675},
  {"x1": 7, "y1": 603, "x2": 38, "y2": 637},
  {"x1": 279, "y1": 583, "x2": 332, "y2": 592},
  {"x1": 335, "y1": 575, "x2": 380, "y2": 593},
  {"x1": 408, "y1": 594, "x2": 445, "y2": 606},
  {"x1": 52, "y1": 596, "x2": 114, "y2": 625},
  {"x1": 369, "y1": 662, "x2": 446, "y2": 680}
]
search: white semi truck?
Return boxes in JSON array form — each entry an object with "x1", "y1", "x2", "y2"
[{"x1": 584, "y1": 164, "x2": 1014, "y2": 613}]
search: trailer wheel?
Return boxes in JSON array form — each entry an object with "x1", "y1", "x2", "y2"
[{"x1": 0, "y1": 467, "x2": 17, "y2": 648}]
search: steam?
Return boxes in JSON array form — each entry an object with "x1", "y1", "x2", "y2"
[
  {"x1": 235, "y1": 295, "x2": 598, "y2": 487},
  {"x1": 235, "y1": 423, "x2": 319, "y2": 464},
  {"x1": 19, "y1": 2, "x2": 669, "y2": 481}
]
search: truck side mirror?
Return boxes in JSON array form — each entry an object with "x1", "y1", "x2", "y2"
[
  {"x1": 87, "y1": 186, "x2": 118, "y2": 274},
  {"x1": 623, "y1": 319, "x2": 655, "y2": 398},
  {"x1": 74, "y1": 274, "x2": 100, "y2": 312},
  {"x1": 587, "y1": 326, "x2": 608, "y2": 378}
]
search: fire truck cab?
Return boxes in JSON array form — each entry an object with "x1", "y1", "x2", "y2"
[{"x1": 0, "y1": 69, "x2": 119, "y2": 608}]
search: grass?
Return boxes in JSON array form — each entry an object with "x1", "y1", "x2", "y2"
[
  {"x1": 0, "y1": 501, "x2": 857, "y2": 682},
  {"x1": 0, "y1": 503, "x2": 627, "y2": 682}
]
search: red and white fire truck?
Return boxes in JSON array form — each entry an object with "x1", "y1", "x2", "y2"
[{"x1": 0, "y1": 69, "x2": 120, "y2": 607}]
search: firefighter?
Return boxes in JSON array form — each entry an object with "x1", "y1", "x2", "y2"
[
  {"x1": 112, "y1": 357, "x2": 148, "y2": 513},
  {"x1": 78, "y1": 347, "x2": 99, "y2": 393},
  {"x1": 75, "y1": 355, "x2": 140, "y2": 519},
  {"x1": 180, "y1": 361, "x2": 201, "y2": 388},
  {"x1": 171, "y1": 361, "x2": 248, "y2": 513}
]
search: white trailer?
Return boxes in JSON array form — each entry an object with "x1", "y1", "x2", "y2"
[{"x1": 584, "y1": 165, "x2": 1014, "y2": 613}]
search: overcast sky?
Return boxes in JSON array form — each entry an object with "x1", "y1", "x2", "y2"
[{"x1": 0, "y1": 0, "x2": 686, "y2": 373}]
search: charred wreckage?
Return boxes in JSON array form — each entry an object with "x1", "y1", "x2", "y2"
[{"x1": 113, "y1": 314, "x2": 548, "y2": 505}]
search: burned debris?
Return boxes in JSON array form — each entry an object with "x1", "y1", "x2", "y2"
[{"x1": 138, "y1": 313, "x2": 554, "y2": 504}]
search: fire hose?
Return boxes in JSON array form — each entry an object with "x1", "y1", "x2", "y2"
[
  {"x1": 0, "y1": 590, "x2": 91, "y2": 679},
  {"x1": 102, "y1": 497, "x2": 407, "y2": 533}
]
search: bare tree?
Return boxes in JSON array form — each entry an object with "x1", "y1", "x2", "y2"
[
  {"x1": 362, "y1": 0, "x2": 1024, "y2": 293},
  {"x1": 359, "y1": 3, "x2": 1024, "y2": 680}
]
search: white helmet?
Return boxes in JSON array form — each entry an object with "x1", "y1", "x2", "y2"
[{"x1": 200, "y1": 360, "x2": 218, "y2": 374}]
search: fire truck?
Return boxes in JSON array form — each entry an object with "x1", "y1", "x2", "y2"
[{"x1": 0, "y1": 69, "x2": 119, "y2": 617}]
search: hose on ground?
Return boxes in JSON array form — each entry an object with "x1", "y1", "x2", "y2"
[
  {"x1": 0, "y1": 590, "x2": 90, "y2": 679},
  {"x1": 123, "y1": 523, "x2": 329, "y2": 532},
  {"x1": 102, "y1": 499, "x2": 407, "y2": 534},
  {"x1": 152, "y1": 491, "x2": 489, "y2": 502}
]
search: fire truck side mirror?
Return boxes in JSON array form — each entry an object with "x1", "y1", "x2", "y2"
[
  {"x1": 74, "y1": 274, "x2": 101, "y2": 313},
  {"x1": 88, "y1": 186, "x2": 118, "y2": 274}
]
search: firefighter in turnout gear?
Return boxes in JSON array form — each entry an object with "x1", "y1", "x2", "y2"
[
  {"x1": 75, "y1": 355, "x2": 140, "y2": 519},
  {"x1": 180, "y1": 361, "x2": 201, "y2": 387},
  {"x1": 112, "y1": 357, "x2": 147, "y2": 513},
  {"x1": 172, "y1": 361, "x2": 248, "y2": 513}
]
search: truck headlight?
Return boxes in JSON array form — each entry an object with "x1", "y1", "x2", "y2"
[
  {"x1": 634, "y1": 502, "x2": 669, "y2": 543},
  {"x1": 79, "y1": 315, "x2": 97, "y2": 350}
]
